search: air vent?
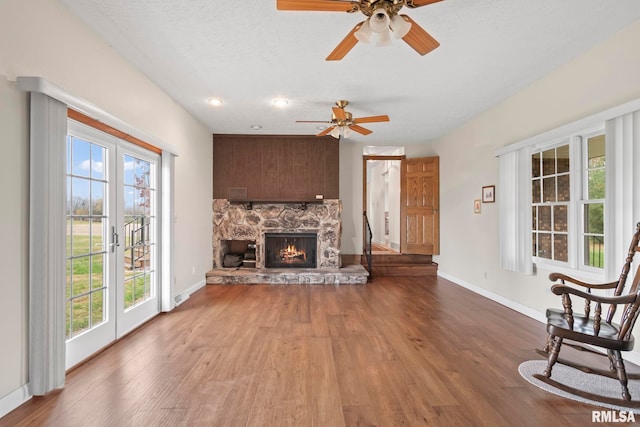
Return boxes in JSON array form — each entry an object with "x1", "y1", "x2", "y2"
[{"x1": 229, "y1": 187, "x2": 247, "y2": 200}]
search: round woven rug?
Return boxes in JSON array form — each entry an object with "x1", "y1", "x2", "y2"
[{"x1": 519, "y1": 360, "x2": 640, "y2": 413}]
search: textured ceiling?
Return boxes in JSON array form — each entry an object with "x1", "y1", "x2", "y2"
[{"x1": 60, "y1": 0, "x2": 640, "y2": 145}]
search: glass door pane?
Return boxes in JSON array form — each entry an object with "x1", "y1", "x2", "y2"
[
  {"x1": 67, "y1": 141, "x2": 108, "y2": 335},
  {"x1": 66, "y1": 127, "x2": 117, "y2": 370},
  {"x1": 117, "y1": 147, "x2": 159, "y2": 336}
]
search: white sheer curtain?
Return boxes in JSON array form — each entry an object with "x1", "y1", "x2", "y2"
[
  {"x1": 161, "y1": 150, "x2": 176, "y2": 312},
  {"x1": 28, "y1": 92, "x2": 67, "y2": 395},
  {"x1": 498, "y1": 147, "x2": 533, "y2": 274},
  {"x1": 604, "y1": 110, "x2": 640, "y2": 281}
]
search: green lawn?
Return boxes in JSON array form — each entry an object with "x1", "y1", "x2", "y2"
[
  {"x1": 67, "y1": 220, "x2": 152, "y2": 338},
  {"x1": 124, "y1": 273, "x2": 150, "y2": 310},
  {"x1": 67, "y1": 221, "x2": 105, "y2": 337},
  {"x1": 588, "y1": 242, "x2": 604, "y2": 268}
]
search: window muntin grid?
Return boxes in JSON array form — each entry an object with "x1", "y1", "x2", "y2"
[
  {"x1": 532, "y1": 145, "x2": 570, "y2": 263},
  {"x1": 66, "y1": 136, "x2": 108, "y2": 338}
]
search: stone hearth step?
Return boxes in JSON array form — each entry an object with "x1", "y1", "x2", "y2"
[{"x1": 205, "y1": 264, "x2": 368, "y2": 285}]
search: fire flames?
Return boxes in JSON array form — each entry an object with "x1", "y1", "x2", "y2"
[{"x1": 279, "y1": 244, "x2": 307, "y2": 262}]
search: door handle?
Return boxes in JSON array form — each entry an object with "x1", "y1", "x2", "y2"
[{"x1": 111, "y1": 226, "x2": 120, "y2": 253}]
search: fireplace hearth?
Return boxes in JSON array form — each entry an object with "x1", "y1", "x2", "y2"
[{"x1": 265, "y1": 233, "x2": 317, "y2": 268}]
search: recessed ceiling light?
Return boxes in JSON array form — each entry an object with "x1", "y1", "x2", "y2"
[
  {"x1": 272, "y1": 98, "x2": 289, "y2": 107},
  {"x1": 250, "y1": 124, "x2": 262, "y2": 130},
  {"x1": 317, "y1": 125, "x2": 327, "y2": 130},
  {"x1": 207, "y1": 97, "x2": 224, "y2": 106}
]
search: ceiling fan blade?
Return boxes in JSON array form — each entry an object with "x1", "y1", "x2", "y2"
[
  {"x1": 316, "y1": 127, "x2": 334, "y2": 136},
  {"x1": 353, "y1": 115, "x2": 390, "y2": 124},
  {"x1": 332, "y1": 106, "x2": 347, "y2": 121},
  {"x1": 405, "y1": 0, "x2": 445, "y2": 8},
  {"x1": 400, "y1": 15, "x2": 440, "y2": 56},
  {"x1": 349, "y1": 124, "x2": 372, "y2": 135},
  {"x1": 326, "y1": 22, "x2": 363, "y2": 61},
  {"x1": 277, "y1": 0, "x2": 358, "y2": 12}
]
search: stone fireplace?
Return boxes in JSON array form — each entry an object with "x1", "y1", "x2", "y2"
[{"x1": 212, "y1": 199, "x2": 342, "y2": 269}]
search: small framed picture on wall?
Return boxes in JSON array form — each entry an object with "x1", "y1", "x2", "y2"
[
  {"x1": 482, "y1": 185, "x2": 495, "y2": 203},
  {"x1": 474, "y1": 199, "x2": 481, "y2": 213}
]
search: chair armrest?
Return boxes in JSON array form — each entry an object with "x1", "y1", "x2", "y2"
[
  {"x1": 551, "y1": 284, "x2": 637, "y2": 305},
  {"x1": 548, "y1": 272, "x2": 619, "y2": 290}
]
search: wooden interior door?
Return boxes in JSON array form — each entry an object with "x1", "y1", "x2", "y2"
[{"x1": 400, "y1": 156, "x2": 440, "y2": 254}]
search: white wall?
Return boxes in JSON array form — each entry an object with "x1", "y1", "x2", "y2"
[
  {"x1": 339, "y1": 139, "x2": 365, "y2": 254},
  {"x1": 0, "y1": 0, "x2": 212, "y2": 405}
]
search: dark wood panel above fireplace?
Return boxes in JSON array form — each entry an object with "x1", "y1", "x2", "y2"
[{"x1": 212, "y1": 134, "x2": 339, "y2": 201}]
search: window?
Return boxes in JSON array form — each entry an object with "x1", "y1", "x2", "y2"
[
  {"x1": 532, "y1": 144, "x2": 570, "y2": 263},
  {"x1": 497, "y1": 98, "x2": 640, "y2": 279},
  {"x1": 530, "y1": 131, "x2": 605, "y2": 272},
  {"x1": 583, "y1": 134, "x2": 605, "y2": 268}
]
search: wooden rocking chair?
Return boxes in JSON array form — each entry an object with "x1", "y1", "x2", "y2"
[{"x1": 535, "y1": 222, "x2": 640, "y2": 406}]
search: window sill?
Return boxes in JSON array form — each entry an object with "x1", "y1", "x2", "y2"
[{"x1": 534, "y1": 261, "x2": 605, "y2": 284}]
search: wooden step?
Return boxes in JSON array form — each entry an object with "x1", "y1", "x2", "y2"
[
  {"x1": 124, "y1": 248, "x2": 150, "y2": 269},
  {"x1": 361, "y1": 254, "x2": 438, "y2": 277},
  {"x1": 367, "y1": 254, "x2": 432, "y2": 264}
]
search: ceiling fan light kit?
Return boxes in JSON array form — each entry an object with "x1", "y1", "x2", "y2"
[
  {"x1": 376, "y1": 27, "x2": 392, "y2": 46},
  {"x1": 355, "y1": 13, "x2": 410, "y2": 45},
  {"x1": 390, "y1": 14, "x2": 412, "y2": 38},
  {"x1": 277, "y1": 0, "x2": 443, "y2": 60},
  {"x1": 354, "y1": 19, "x2": 372, "y2": 42},
  {"x1": 369, "y1": 7, "x2": 390, "y2": 33},
  {"x1": 331, "y1": 126, "x2": 353, "y2": 138}
]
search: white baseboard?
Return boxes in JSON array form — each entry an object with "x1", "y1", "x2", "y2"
[
  {"x1": 437, "y1": 271, "x2": 547, "y2": 323},
  {"x1": 0, "y1": 384, "x2": 31, "y2": 419},
  {"x1": 437, "y1": 270, "x2": 640, "y2": 367},
  {"x1": 174, "y1": 279, "x2": 205, "y2": 307}
]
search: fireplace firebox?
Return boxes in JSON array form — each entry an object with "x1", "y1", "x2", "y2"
[{"x1": 264, "y1": 233, "x2": 317, "y2": 268}]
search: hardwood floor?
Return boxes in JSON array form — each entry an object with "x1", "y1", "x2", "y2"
[{"x1": 2, "y1": 276, "x2": 636, "y2": 426}]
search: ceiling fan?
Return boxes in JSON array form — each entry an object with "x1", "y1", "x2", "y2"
[
  {"x1": 277, "y1": 0, "x2": 443, "y2": 60},
  {"x1": 296, "y1": 100, "x2": 390, "y2": 138}
]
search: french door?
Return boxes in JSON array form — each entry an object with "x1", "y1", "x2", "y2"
[{"x1": 65, "y1": 121, "x2": 160, "y2": 369}]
